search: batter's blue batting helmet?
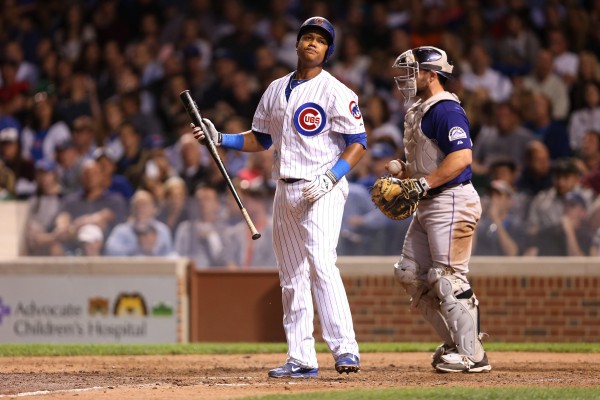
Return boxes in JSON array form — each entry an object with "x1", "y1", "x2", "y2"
[{"x1": 297, "y1": 16, "x2": 335, "y2": 63}]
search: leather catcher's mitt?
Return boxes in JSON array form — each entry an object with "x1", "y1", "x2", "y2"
[{"x1": 371, "y1": 177, "x2": 424, "y2": 220}]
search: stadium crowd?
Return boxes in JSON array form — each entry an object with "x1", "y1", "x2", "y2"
[{"x1": 2, "y1": 0, "x2": 600, "y2": 264}]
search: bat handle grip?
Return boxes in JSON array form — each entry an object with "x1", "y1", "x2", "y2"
[{"x1": 241, "y1": 208, "x2": 262, "y2": 240}]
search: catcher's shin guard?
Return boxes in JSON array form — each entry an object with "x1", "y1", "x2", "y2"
[
  {"x1": 394, "y1": 256, "x2": 419, "y2": 297},
  {"x1": 428, "y1": 267, "x2": 485, "y2": 362},
  {"x1": 395, "y1": 257, "x2": 454, "y2": 347}
]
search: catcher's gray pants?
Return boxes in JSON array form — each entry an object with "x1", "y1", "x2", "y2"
[{"x1": 395, "y1": 183, "x2": 482, "y2": 351}]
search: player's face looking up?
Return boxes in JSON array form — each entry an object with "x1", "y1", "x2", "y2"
[{"x1": 297, "y1": 29, "x2": 329, "y2": 65}]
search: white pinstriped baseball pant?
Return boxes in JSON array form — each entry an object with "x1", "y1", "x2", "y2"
[{"x1": 272, "y1": 178, "x2": 359, "y2": 369}]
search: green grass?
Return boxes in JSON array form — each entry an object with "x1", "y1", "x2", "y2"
[
  {"x1": 240, "y1": 387, "x2": 600, "y2": 400},
  {"x1": 0, "y1": 342, "x2": 598, "y2": 357}
]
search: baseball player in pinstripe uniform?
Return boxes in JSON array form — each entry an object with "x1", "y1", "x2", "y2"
[
  {"x1": 193, "y1": 17, "x2": 366, "y2": 378},
  {"x1": 389, "y1": 46, "x2": 492, "y2": 373}
]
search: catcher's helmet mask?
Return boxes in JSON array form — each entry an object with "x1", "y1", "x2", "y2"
[
  {"x1": 392, "y1": 46, "x2": 454, "y2": 103},
  {"x1": 297, "y1": 16, "x2": 335, "y2": 63}
]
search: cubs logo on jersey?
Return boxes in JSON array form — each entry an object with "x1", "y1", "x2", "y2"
[
  {"x1": 294, "y1": 102, "x2": 327, "y2": 136},
  {"x1": 349, "y1": 101, "x2": 362, "y2": 119}
]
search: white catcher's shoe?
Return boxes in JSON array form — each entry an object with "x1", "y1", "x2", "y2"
[
  {"x1": 435, "y1": 352, "x2": 492, "y2": 373},
  {"x1": 431, "y1": 343, "x2": 457, "y2": 369}
]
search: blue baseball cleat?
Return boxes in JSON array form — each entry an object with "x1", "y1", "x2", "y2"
[
  {"x1": 335, "y1": 353, "x2": 360, "y2": 374},
  {"x1": 268, "y1": 362, "x2": 319, "y2": 378}
]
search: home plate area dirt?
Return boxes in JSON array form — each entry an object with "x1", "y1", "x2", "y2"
[{"x1": 1, "y1": 352, "x2": 599, "y2": 399}]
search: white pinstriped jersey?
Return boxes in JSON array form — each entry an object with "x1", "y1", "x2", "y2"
[{"x1": 252, "y1": 70, "x2": 365, "y2": 180}]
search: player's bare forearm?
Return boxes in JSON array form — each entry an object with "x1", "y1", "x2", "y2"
[
  {"x1": 424, "y1": 148, "x2": 472, "y2": 188},
  {"x1": 339, "y1": 142, "x2": 367, "y2": 169}
]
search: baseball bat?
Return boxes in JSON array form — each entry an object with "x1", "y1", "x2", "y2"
[{"x1": 179, "y1": 90, "x2": 261, "y2": 240}]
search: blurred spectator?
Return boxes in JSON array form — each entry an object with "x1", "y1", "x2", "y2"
[
  {"x1": 215, "y1": 7, "x2": 266, "y2": 72},
  {"x1": 93, "y1": 146, "x2": 133, "y2": 201},
  {"x1": 523, "y1": 158, "x2": 594, "y2": 256},
  {"x1": 129, "y1": 41, "x2": 164, "y2": 90},
  {"x1": 157, "y1": 73, "x2": 188, "y2": 137},
  {"x1": 54, "y1": 139, "x2": 84, "y2": 196},
  {"x1": 177, "y1": 132, "x2": 211, "y2": 196},
  {"x1": 70, "y1": 115, "x2": 98, "y2": 160},
  {"x1": 461, "y1": 43, "x2": 513, "y2": 103},
  {"x1": 157, "y1": 176, "x2": 190, "y2": 238},
  {"x1": 472, "y1": 102, "x2": 535, "y2": 175},
  {"x1": 23, "y1": 159, "x2": 62, "y2": 255},
  {"x1": 222, "y1": 70, "x2": 262, "y2": 121},
  {"x1": 90, "y1": 0, "x2": 130, "y2": 47},
  {"x1": 53, "y1": 159, "x2": 127, "y2": 254},
  {"x1": 258, "y1": 18, "x2": 297, "y2": 70},
  {"x1": 0, "y1": 58, "x2": 30, "y2": 115},
  {"x1": 115, "y1": 121, "x2": 149, "y2": 189},
  {"x1": 99, "y1": 98, "x2": 125, "y2": 162},
  {"x1": 356, "y1": 141, "x2": 397, "y2": 188},
  {"x1": 559, "y1": 192, "x2": 594, "y2": 256},
  {"x1": 55, "y1": 73, "x2": 101, "y2": 126},
  {"x1": 474, "y1": 180, "x2": 523, "y2": 256},
  {"x1": 340, "y1": 180, "x2": 410, "y2": 256},
  {"x1": 524, "y1": 92, "x2": 570, "y2": 159},
  {"x1": 2, "y1": 40, "x2": 39, "y2": 88},
  {"x1": 487, "y1": 158, "x2": 530, "y2": 223},
  {"x1": 105, "y1": 190, "x2": 174, "y2": 257},
  {"x1": 75, "y1": 223, "x2": 104, "y2": 256},
  {"x1": 569, "y1": 51, "x2": 600, "y2": 112},
  {"x1": 515, "y1": 140, "x2": 553, "y2": 197},
  {"x1": 0, "y1": 126, "x2": 35, "y2": 197},
  {"x1": 547, "y1": 29, "x2": 578, "y2": 87},
  {"x1": 330, "y1": 33, "x2": 370, "y2": 95},
  {"x1": 174, "y1": 184, "x2": 228, "y2": 269},
  {"x1": 198, "y1": 48, "x2": 238, "y2": 110},
  {"x1": 236, "y1": 149, "x2": 276, "y2": 196},
  {"x1": 567, "y1": 81, "x2": 600, "y2": 155},
  {"x1": 0, "y1": 158, "x2": 15, "y2": 199},
  {"x1": 53, "y1": 2, "x2": 97, "y2": 63},
  {"x1": 589, "y1": 226, "x2": 600, "y2": 256},
  {"x1": 360, "y1": 2, "x2": 392, "y2": 52},
  {"x1": 139, "y1": 134, "x2": 175, "y2": 205},
  {"x1": 522, "y1": 48, "x2": 570, "y2": 120},
  {"x1": 21, "y1": 91, "x2": 71, "y2": 162},
  {"x1": 365, "y1": 94, "x2": 404, "y2": 154},
  {"x1": 222, "y1": 181, "x2": 276, "y2": 268},
  {"x1": 494, "y1": 12, "x2": 541, "y2": 77},
  {"x1": 118, "y1": 87, "x2": 163, "y2": 136},
  {"x1": 176, "y1": 16, "x2": 212, "y2": 70}
]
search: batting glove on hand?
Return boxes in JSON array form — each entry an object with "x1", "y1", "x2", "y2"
[
  {"x1": 192, "y1": 118, "x2": 222, "y2": 146},
  {"x1": 302, "y1": 171, "x2": 338, "y2": 202}
]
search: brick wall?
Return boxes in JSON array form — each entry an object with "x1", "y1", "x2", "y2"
[{"x1": 312, "y1": 257, "x2": 600, "y2": 343}]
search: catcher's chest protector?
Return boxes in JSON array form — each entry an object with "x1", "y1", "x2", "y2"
[{"x1": 403, "y1": 91, "x2": 459, "y2": 178}]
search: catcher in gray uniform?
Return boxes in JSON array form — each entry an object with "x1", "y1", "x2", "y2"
[{"x1": 385, "y1": 46, "x2": 491, "y2": 373}]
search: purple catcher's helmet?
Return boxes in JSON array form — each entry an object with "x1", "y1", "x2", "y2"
[{"x1": 297, "y1": 16, "x2": 335, "y2": 63}]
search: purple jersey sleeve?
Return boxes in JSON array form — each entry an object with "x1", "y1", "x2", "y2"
[
  {"x1": 421, "y1": 100, "x2": 472, "y2": 153},
  {"x1": 421, "y1": 100, "x2": 473, "y2": 184}
]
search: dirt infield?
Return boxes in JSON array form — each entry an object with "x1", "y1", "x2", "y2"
[{"x1": 1, "y1": 352, "x2": 600, "y2": 399}]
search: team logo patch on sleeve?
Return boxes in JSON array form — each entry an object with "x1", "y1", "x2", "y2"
[
  {"x1": 448, "y1": 126, "x2": 467, "y2": 141},
  {"x1": 349, "y1": 101, "x2": 362, "y2": 119},
  {"x1": 294, "y1": 102, "x2": 326, "y2": 136}
]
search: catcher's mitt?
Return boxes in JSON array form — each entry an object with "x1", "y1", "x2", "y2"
[{"x1": 371, "y1": 177, "x2": 425, "y2": 220}]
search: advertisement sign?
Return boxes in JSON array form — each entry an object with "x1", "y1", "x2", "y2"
[{"x1": 0, "y1": 259, "x2": 189, "y2": 343}]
